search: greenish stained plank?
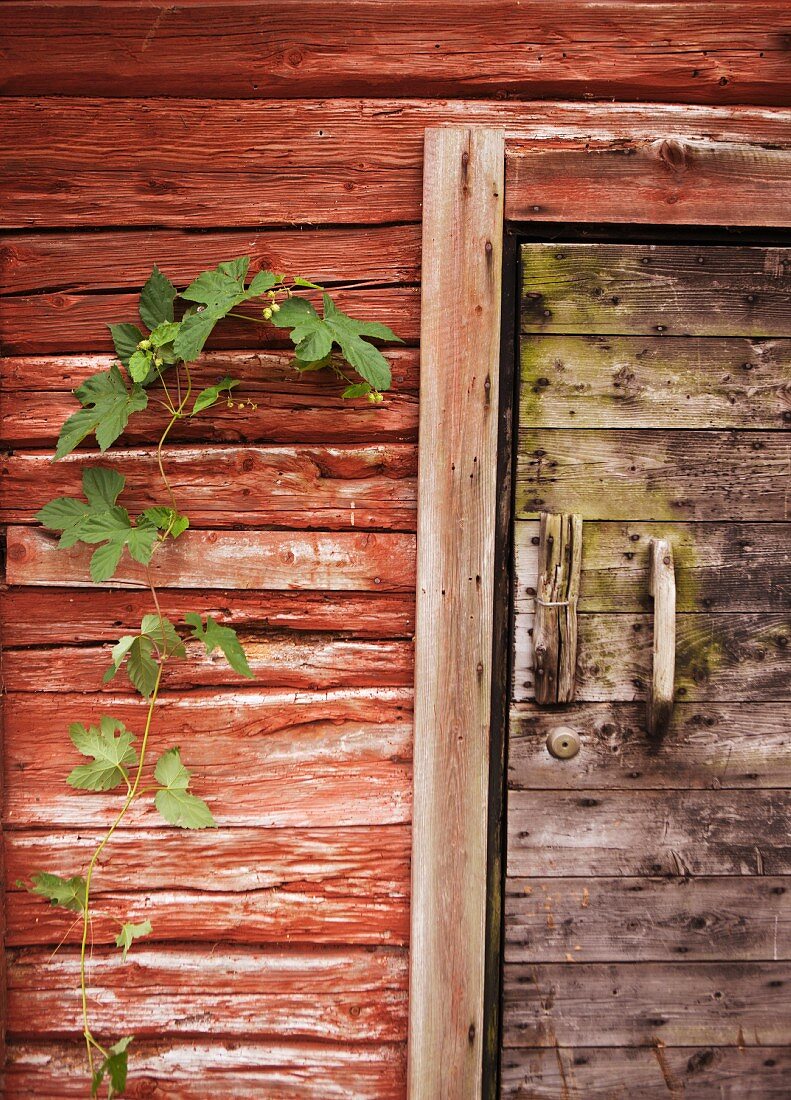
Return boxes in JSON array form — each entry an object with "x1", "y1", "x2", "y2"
[
  {"x1": 515, "y1": 520, "x2": 790, "y2": 612},
  {"x1": 516, "y1": 429, "x2": 789, "y2": 521},
  {"x1": 520, "y1": 335, "x2": 791, "y2": 428},
  {"x1": 508, "y1": 702, "x2": 791, "y2": 790},
  {"x1": 520, "y1": 244, "x2": 791, "y2": 337}
]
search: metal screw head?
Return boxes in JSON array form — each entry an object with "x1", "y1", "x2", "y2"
[{"x1": 546, "y1": 726, "x2": 581, "y2": 760}]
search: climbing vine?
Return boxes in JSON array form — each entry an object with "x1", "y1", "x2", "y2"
[{"x1": 20, "y1": 257, "x2": 400, "y2": 1097}]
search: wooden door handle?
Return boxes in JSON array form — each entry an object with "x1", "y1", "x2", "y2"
[{"x1": 647, "y1": 538, "x2": 676, "y2": 736}]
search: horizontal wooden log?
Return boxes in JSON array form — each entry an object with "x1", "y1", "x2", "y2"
[
  {"x1": 6, "y1": 528, "x2": 416, "y2": 591},
  {"x1": 0, "y1": 286, "x2": 418, "y2": 355},
  {"x1": 2, "y1": 3, "x2": 788, "y2": 104},
  {"x1": 516, "y1": 430, "x2": 789, "y2": 521},
  {"x1": 503, "y1": 962, "x2": 791, "y2": 1048},
  {"x1": 501, "y1": 1045, "x2": 791, "y2": 1099},
  {"x1": 520, "y1": 335, "x2": 791, "y2": 429},
  {"x1": 514, "y1": 612, "x2": 790, "y2": 703},
  {"x1": 0, "y1": 588, "x2": 415, "y2": 645},
  {"x1": 4, "y1": 1038, "x2": 406, "y2": 1099},
  {"x1": 507, "y1": 789, "x2": 791, "y2": 876},
  {"x1": 2, "y1": 99, "x2": 789, "y2": 227},
  {"x1": 504, "y1": 876, "x2": 791, "y2": 962},
  {"x1": 1, "y1": 446, "x2": 417, "y2": 531},
  {"x1": 0, "y1": 226, "x2": 422, "y2": 294},
  {"x1": 521, "y1": 244, "x2": 791, "y2": 337},
  {"x1": 508, "y1": 702, "x2": 791, "y2": 790},
  {"x1": 6, "y1": 946, "x2": 406, "y2": 1041},
  {"x1": 3, "y1": 687, "x2": 413, "y2": 828},
  {"x1": 515, "y1": 520, "x2": 791, "y2": 613}
]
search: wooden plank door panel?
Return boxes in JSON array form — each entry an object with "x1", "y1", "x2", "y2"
[{"x1": 505, "y1": 242, "x2": 791, "y2": 1097}]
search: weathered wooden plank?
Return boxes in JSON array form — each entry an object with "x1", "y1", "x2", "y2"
[
  {"x1": 514, "y1": 611, "x2": 790, "y2": 704},
  {"x1": 0, "y1": 226, "x2": 422, "y2": 295},
  {"x1": 0, "y1": 588, "x2": 415, "y2": 645},
  {"x1": 503, "y1": 962, "x2": 791, "y2": 1048},
  {"x1": 516, "y1": 430, "x2": 789, "y2": 521},
  {"x1": 507, "y1": 790, "x2": 791, "y2": 876},
  {"x1": 520, "y1": 335, "x2": 791, "y2": 429},
  {"x1": 501, "y1": 1045, "x2": 791, "y2": 1098},
  {"x1": 504, "y1": 876, "x2": 791, "y2": 962},
  {"x1": 6, "y1": 527, "x2": 415, "y2": 591},
  {"x1": 2, "y1": 2, "x2": 788, "y2": 104},
  {"x1": 533, "y1": 512, "x2": 582, "y2": 705},
  {"x1": 0, "y1": 286, "x2": 418, "y2": 355},
  {"x1": 1, "y1": 635, "x2": 413, "y2": 692},
  {"x1": 4, "y1": 1039, "x2": 406, "y2": 1100},
  {"x1": 508, "y1": 702, "x2": 791, "y2": 790},
  {"x1": 647, "y1": 538, "x2": 676, "y2": 736},
  {"x1": 6, "y1": 824, "x2": 409, "y2": 895},
  {"x1": 5, "y1": 946, "x2": 406, "y2": 1040},
  {"x1": 409, "y1": 126, "x2": 504, "y2": 1100},
  {"x1": 1, "y1": 446, "x2": 417, "y2": 531},
  {"x1": 515, "y1": 520, "x2": 791, "y2": 613},
  {"x1": 2, "y1": 99, "x2": 788, "y2": 227},
  {"x1": 521, "y1": 244, "x2": 791, "y2": 336},
  {"x1": 3, "y1": 688, "x2": 413, "y2": 828},
  {"x1": 508, "y1": 140, "x2": 791, "y2": 226}
]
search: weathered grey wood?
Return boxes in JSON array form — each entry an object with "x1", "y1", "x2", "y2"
[
  {"x1": 516, "y1": 429, "x2": 789, "y2": 521},
  {"x1": 648, "y1": 539, "x2": 676, "y2": 736},
  {"x1": 520, "y1": 244, "x2": 791, "y2": 337},
  {"x1": 501, "y1": 1045, "x2": 791, "y2": 1097},
  {"x1": 533, "y1": 512, "x2": 582, "y2": 705},
  {"x1": 507, "y1": 790, "x2": 791, "y2": 877},
  {"x1": 520, "y1": 335, "x2": 791, "y2": 429},
  {"x1": 508, "y1": 703, "x2": 791, "y2": 790},
  {"x1": 514, "y1": 612, "x2": 790, "y2": 704},
  {"x1": 515, "y1": 520, "x2": 791, "y2": 613},
  {"x1": 503, "y1": 962, "x2": 791, "y2": 1048},
  {"x1": 408, "y1": 126, "x2": 504, "y2": 1100},
  {"x1": 504, "y1": 876, "x2": 791, "y2": 962}
]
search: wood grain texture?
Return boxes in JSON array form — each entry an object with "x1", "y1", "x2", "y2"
[
  {"x1": 2, "y1": 99, "x2": 789, "y2": 227},
  {"x1": 521, "y1": 245, "x2": 791, "y2": 336},
  {"x1": 647, "y1": 538, "x2": 676, "y2": 736},
  {"x1": 532, "y1": 512, "x2": 581, "y2": 704},
  {"x1": 409, "y1": 127, "x2": 503, "y2": 1100},
  {"x1": 501, "y1": 1045, "x2": 791, "y2": 1099},
  {"x1": 1, "y1": 445, "x2": 417, "y2": 531},
  {"x1": 507, "y1": 789, "x2": 791, "y2": 876},
  {"x1": 504, "y1": 876, "x2": 791, "y2": 962},
  {"x1": 503, "y1": 962, "x2": 791, "y2": 1048},
  {"x1": 508, "y1": 702, "x2": 791, "y2": 790},
  {"x1": 515, "y1": 520, "x2": 791, "y2": 613},
  {"x1": 4, "y1": 1039, "x2": 406, "y2": 1099},
  {"x1": 516, "y1": 429, "x2": 790, "y2": 521},
  {"x1": 6, "y1": 527, "x2": 415, "y2": 591},
  {"x1": 520, "y1": 335, "x2": 791, "y2": 429},
  {"x1": 3, "y1": 688, "x2": 413, "y2": 828},
  {"x1": 2, "y1": 2, "x2": 789, "y2": 104},
  {"x1": 514, "y1": 611, "x2": 791, "y2": 703}
]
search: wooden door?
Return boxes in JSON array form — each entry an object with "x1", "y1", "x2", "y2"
[{"x1": 502, "y1": 242, "x2": 791, "y2": 1097}]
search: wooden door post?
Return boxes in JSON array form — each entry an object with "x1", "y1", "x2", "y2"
[{"x1": 408, "y1": 126, "x2": 505, "y2": 1099}]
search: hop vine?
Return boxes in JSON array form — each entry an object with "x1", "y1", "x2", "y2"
[{"x1": 20, "y1": 257, "x2": 399, "y2": 1097}]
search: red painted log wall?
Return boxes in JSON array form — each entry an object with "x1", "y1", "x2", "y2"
[{"x1": 1, "y1": 3, "x2": 789, "y2": 1095}]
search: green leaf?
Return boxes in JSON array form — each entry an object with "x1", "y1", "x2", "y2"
[
  {"x1": 139, "y1": 265, "x2": 177, "y2": 329},
  {"x1": 292, "y1": 276, "x2": 324, "y2": 290},
  {"x1": 342, "y1": 382, "x2": 372, "y2": 399},
  {"x1": 272, "y1": 296, "x2": 318, "y2": 328},
  {"x1": 180, "y1": 257, "x2": 250, "y2": 310},
  {"x1": 140, "y1": 613, "x2": 186, "y2": 659},
  {"x1": 184, "y1": 612, "x2": 254, "y2": 679},
  {"x1": 108, "y1": 323, "x2": 144, "y2": 368},
  {"x1": 55, "y1": 366, "x2": 148, "y2": 459},
  {"x1": 154, "y1": 748, "x2": 216, "y2": 829},
  {"x1": 173, "y1": 309, "x2": 218, "y2": 362},
  {"x1": 103, "y1": 616, "x2": 184, "y2": 696},
  {"x1": 35, "y1": 495, "x2": 90, "y2": 536},
  {"x1": 92, "y1": 1036, "x2": 134, "y2": 1099},
  {"x1": 26, "y1": 871, "x2": 87, "y2": 913},
  {"x1": 191, "y1": 376, "x2": 241, "y2": 416},
  {"x1": 248, "y1": 269, "x2": 280, "y2": 296},
  {"x1": 67, "y1": 716, "x2": 137, "y2": 792},
  {"x1": 149, "y1": 320, "x2": 181, "y2": 348},
  {"x1": 82, "y1": 466, "x2": 125, "y2": 509},
  {"x1": 115, "y1": 920, "x2": 152, "y2": 961},
  {"x1": 128, "y1": 348, "x2": 153, "y2": 383},
  {"x1": 138, "y1": 506, "x2": 189, "y2": 539}
]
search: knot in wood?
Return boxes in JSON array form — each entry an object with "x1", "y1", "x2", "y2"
[{"x1": 657, "y1": 138, "x2": 689, "y2": 173}]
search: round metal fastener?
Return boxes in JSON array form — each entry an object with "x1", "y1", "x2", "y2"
[{"x1": 546, "y1": 726, "x2": 581, "y2": 760}]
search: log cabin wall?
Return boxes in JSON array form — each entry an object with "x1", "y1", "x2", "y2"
[{"x1": 1, "y1": 4, "x2": 790, "y2": 1096}]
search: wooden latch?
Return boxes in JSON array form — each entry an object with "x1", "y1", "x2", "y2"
[{"x1": 533, "y1": 512, "x2": 582, "y2": 704}]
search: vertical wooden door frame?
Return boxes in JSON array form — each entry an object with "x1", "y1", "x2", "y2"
[{"x1": 408, "y1": 119, "x2": 791, "y2": 1100}]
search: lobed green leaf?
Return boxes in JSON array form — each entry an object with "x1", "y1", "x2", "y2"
[
  {"x1": 67, "y1": 717, "x2": 138, "y2": 792},
  {"x1": 115, "y1": 920, "x2": 152, "y2": 961},
  {"x1": 184, "y1": 613, "x2": 254, "y2": 679},
  {"x1": 24, "y1": 871, "x2": 87, "y2": 914},
  {"x1": 154, "y1": 747, "x2": 216, "y2": 829},
  {"x1": 55, "y1": 366, "x2": 148, "y2": 460},
  {"x1": 139, "y1": 265, "x2": 177, "y2": 330}
]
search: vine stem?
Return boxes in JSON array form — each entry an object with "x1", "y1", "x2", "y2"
[{"x1": 156, "y1": 361, "x2": 192, "y2": 512}]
